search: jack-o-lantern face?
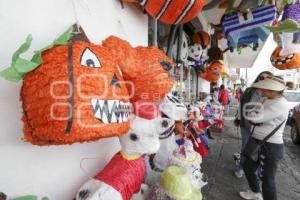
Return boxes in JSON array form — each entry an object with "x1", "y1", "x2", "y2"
[
  {"x1": 270, "y1": 47, "x2": 300, "y2": 69},
  {"x1": 1, "y1": 27, "x2": 173, "y2": 145},
  {"x1": 270, "y1": 32, "x2": 300, "y2": 69},
  {"x1": 200, "y1": 61, "x2": 222, "y2": 82},
  {"x1": 22, "y1": 40, "x2": 131, "y2": 145}
]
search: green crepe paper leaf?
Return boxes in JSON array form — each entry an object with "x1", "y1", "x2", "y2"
[
  {"x1": 12, "y1": 195, "x2": 38, "y2": 200},
  {"x1": 0, "y1": 26, "x2": 73, "y2": 82},
  {"x1": 12, "y1": 195, "x2": 48, "y2": 200},
  {"x1": 31, "y1": 26, "x2": 73, "y2": 65},
  {"x1": 225, "y1": 0, "x2": 237, "y2": 13},
  {"x1": 265, "y1": 19, "x2": 300, "y2": 33},
  {"x1": 0, "y1": 35, "x2": 36, "y2": 82},
  {"x1": 281, "y1": 0, "x2": 295, "y2": 8}
]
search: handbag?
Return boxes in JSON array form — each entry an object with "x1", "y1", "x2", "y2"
[{"x1": 243, "y1": 120, "x2": 286, "y2": 162}]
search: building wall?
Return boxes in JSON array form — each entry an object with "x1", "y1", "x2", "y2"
[{"x1": 0, "y1": 0, "x2": 148, "y2": 199}]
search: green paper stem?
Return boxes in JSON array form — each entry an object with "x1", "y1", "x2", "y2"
[
  {"x1": 265, "y1": 19, "x2": 300, "y2": 33},
  {"x1": 12, "y1": 195, "x2": 49, "y2": 200},
  {"x1": 0, "y1": 26, "x2": 73, "y2": 82}
]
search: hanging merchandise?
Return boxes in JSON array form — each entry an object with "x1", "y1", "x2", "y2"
[
  {"x1": 188, "y1": 31, "x2": 211, "y2": 72},
  {"x1": 188, "y1": 43, "x2": 206, "y2": 71},
  {"x1": 219, "y1": 0, "x2": 274, "y2": 12},
  {"x1": 169, "y1": 140, "x2": 208, "y2": 190},
  {"x1": 222, "y1": 4, "x2": 276, "y2": 52},
  {"x1": 200, "y1": 60, "x2": 223, "y2": 82},
  {"x1": 145, "y1": 166, "x2": 203, "y2": 200},
  {"x1": 207, "y1": 31, "x2": 223, "y2": 63},
  {"x1": 192, "y1": 31, "x2": 211, "y2": 47},
  {"x1": 1, "y1": 26, "x2": 131, "y2": 145},
  {"x1": 201, "y1": 30, "x2": 223, "y2": 82},
  {"x1": 187, "y1": 31, "x2": 211, "y2": 73},
  {"x1": 0, "y1": 26, "x2": 174, "y2": 145},
  {"x1": 266, "y1": 1, "x2": 300, "y2": 69},
  {"x1": 76, "y1": 101, "x2": 175, "y2": 200},
  {"x1": 220, "y1": 64, "x2": 229, "y2": 78},
  {"x1": 140, "y1": 0, "x2": 207, "y2": 25}
]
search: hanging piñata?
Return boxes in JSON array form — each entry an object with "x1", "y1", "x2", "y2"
[
  {"x1": 201, "y1": 60, "x2": 223, "y2": 82},
  {"x1": 140, "y1": 0, "x2": 207, "y2": 25},
  {"x1": 188, "y1": 31, "x2": 210, "y2": 72},
  {"x1": 222, "y1": 4, "x2": 276, "y2": 52},
  {"x1": 266, "y1": 1, "x2": 300, "y2": 69},
  {"x1": 0, "y1": 25, "x2": 173, "y2": 145}
]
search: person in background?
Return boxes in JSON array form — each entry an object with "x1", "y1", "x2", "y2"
[
  {"x1": 219, "y1": 85, "x2": 229, "y2": 105},
  {"x1": 240, "y1": 76, "x2": 289, "y2": 200},
  {"x1": 235, "y1": 87, "x2": 243, "y2": 101},
  {"x1": 219, "y1": 85, "x2": 230, "y2": 115},
  {"x1": 233, "y1": 71, "x2": 273, "y2": 178}
]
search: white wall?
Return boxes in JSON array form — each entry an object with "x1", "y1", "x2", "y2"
[{"x1": 0, "y1": 0, "x2": 148, "y2": 199}]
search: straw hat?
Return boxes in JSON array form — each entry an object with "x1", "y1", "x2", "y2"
[
  {"x1": 251, "y1": 76, "x2": 285, "y2": 91},
  {"x1": 159, "y1": 166, "x2": 202, "y2": 200}
]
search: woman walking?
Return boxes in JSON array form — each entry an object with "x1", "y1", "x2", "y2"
[
  {"x1": 240, "y1": 76, "x2": 289, "y2": 200},
  {"x1": 234, "y1": 71, "x2": 273, "y2": 178}
]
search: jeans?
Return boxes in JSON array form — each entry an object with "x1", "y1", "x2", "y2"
[
  {"x1": 239, "y1": 126, "x2": 251, "y2": 170},
  {"x1": 243, "y1": 140, "x2": 284, "y2": 200}
]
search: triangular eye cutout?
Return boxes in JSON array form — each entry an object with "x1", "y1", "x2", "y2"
[
  {"x1": 80, "y1": 48, "x2": 102, "y2": 68},
  {"x1": 111, "y1": 74, "x2": 121, "y2": 88}
]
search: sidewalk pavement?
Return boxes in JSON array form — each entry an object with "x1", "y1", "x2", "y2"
[{"x1": 201, "y1": 111, "x2": 300, "y2": 200}]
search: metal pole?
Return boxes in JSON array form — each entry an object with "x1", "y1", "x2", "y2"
[
  {"x1": 166, "y1": 25, "x2": 178, "y2": 57},
  {"x1": 196, "y1": 71, "x2": 199, "y2": 100},
  {"x1": 153, "y1": 18, "x2": 158, "y2": 47},
  {"x1": 176, "y1": 26, "x2": 183, "y2": 63},
  {"x1": 188, "y1": 66, "x2": 191, "y2": 102},
  {"x1": 180, "y1": 63, "x2": 183, "y2": 98}
]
